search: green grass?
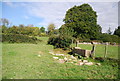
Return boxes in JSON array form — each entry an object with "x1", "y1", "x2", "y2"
[
  {"x1": 76, "y1": 44, "x2": 118, "y2": 59},
  {"x1": 2, "y1": 37, "x2": 119, "y2": 79}
]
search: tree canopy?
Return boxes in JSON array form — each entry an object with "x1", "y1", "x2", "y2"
[{"x1": 62, "y1": 3, "x2": 102, "y2": 40}]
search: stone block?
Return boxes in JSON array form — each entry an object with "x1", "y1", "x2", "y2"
[{"x1": 72, "y1": 47, "x2": 91, "y2": 57}]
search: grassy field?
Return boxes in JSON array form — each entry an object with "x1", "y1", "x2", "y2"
[
  {"x1": 75, "y1": 44, "x2": 118, "y2": 59},
  {"x1": 2, "y1": 37, "x2": 119, "y2": 79}
]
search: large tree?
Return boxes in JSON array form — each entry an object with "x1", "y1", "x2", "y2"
[{"x1": 63, "y1": 4, "x2": 102, "y2": 40}]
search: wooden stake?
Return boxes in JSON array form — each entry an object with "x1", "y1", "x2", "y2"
[
  {"x1": 90, "y1": 42, "x2": 96, "y2": 59},
  {"x1": 104, "y1": 42, "x2": 108, "y2": 58},
  {"x1": 71, "y1": 39, "x2": 73, "y2": 49},
  {"x1": 76, "y1": 40, "x2": 78, "y2": 47},
  {"x1": 93, "y1": 44, "x2": 96, "y2": 59}
]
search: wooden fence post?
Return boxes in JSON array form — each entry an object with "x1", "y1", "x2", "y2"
[
  {"x1": 71, "y1": 39, "x2": 73, "y2": 49},
  {"x1": 93, "y1": 44, "x2": 96, "y2": 59},
  {"x1": 90, "y1": 42, "x2": 96, "y2": 59},
  {"x1": 104, "y1": 42, "x2": 108, "y2": 59},
  {"x1": 76, "y1": 40, "x2": 78, "y2": 47}
]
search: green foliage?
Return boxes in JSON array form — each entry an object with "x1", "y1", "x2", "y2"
[
  {"x1": 40, "y1": 27, "x2": 45, "y2": 33},
  {"x1": 48, "y1": 24, "x2": 74, "y2": 49},
  {"x1": 2, "y1": 25, "x2": 46, "y2": 36},
  {"x1": 98, "y1": 33, "x2": 120, "y2": 43},
  {"x1": 53, "y1": 29, "x2": 59, "y2": 35},
  {"x1": 59, "y1": 24, "x2": 76, "y2": 38},
  {"x1": 48, "y1": 36, "x2": 72, "y2": 49},
  {"x1": 63, "y1": 4, "x2": 102, "y2": 40},
  {"x1": 32, "y1": 27, "x2": 39, "y2": 36},
  {"x1": 110, "y1": 35, "x2": 120, "y2": 43},
  {"x1": 2, "y1": 25, "x2": 7, "y2": 33},
  {"x1": 39, "y1": 33, "x2": 47, "y2": 37},
  {"x1": 114, "y1": 26, "x2": 120, "y2": 37},
  {"x1": 47, "y1": 23, "x2": 55, "y2": 36},
  {"x1": 2, "y1": 34, "x2": 41, "y2": 44},
  {"x1": 98, "y1": 33, "x2": 112, "y2": 42}
]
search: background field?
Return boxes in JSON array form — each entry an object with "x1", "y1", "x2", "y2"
[
  {"x1": 2, "y1": 37, "x2": 118, "y2": 79},
  {"x1": 73, "y1": 44, "x2": 118, "y2": 59}
]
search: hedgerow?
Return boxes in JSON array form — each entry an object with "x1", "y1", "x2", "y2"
[{"x1": 2, "y1": 34, "x2": 41, "y2": 44}]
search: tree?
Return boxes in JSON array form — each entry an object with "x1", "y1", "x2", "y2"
[
  {"x1": 19, "y1": 24, "x2": 24, "y2": 28},
  {"x1": 32, "y1": 27, "x2": 39, "y2": 36},
  {"x1": 40, "y1": 27, "x2": 45, "y2": 33},
  {"x1": 59, "y1": 24, "x2": 75, "y2": 38},
  {"x1": 63, "y1": 4, "x2": 102, "y2": 40},
  {"x1": 54, "y1": 29, "x2": 59, "y2": 35},
  {"x1": 107, "y1": 27, "x2": 112, "y2": 35},
  {"x1": 47, "y1": 23, "x2": 55, "y2": 35},
  {"x1": 114, "y1": 26, "x2": 120, "y2": 37},
  {"x1": 0, "y1": 18, "x2": 9, "y2": 27},
  {"x1": 2, "y1": 25, "x2": 7, "y2": 33}
]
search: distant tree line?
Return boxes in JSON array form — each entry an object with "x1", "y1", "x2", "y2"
[
  {"x1": 0, "y1": 18, "x2": 45, "y2": 43},
  {"x1": 0, "y1": 18, "x2": 60, "y2": 37},
  {"x1": 1, "y1": 24, "x2": 46, "y2": 37}
]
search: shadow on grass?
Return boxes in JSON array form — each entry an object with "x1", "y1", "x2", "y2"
[{"x1": 95, "y1": 57, "x2": 119, "y2": 62}]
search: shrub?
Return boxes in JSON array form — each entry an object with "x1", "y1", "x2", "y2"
[
  {"x1": 111, "y1": 35, "x2": 120, "y2": 43},
  {"x1": 98, "y1": 33, "x2": 120, "y2": 44},
  {"x1": 2, "y1": 34, "x2": 41, "y2": 44},
  {"x1": 48, "y1": 36, "x2": 72, "y2": 49},
  {"x1": 98, "y1": 33, "x2": 112, "y2": 42}
]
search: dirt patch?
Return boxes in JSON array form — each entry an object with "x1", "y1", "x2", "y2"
[{"x1": 38, "y1": 51, "x2": 44, "y2": 55}]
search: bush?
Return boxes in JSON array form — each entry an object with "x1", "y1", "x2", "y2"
[
  {"x1": 98, "y1": 33, "x2": 112, "y2": 42},
  {"x1": 98, "y1": 33, "x2": 120, "y2": 44},
  {"x1": 111, "y1": 35, "x2": 120, "y2": 43},
  {"x1": 48, "y1": 36, "x2": 72, "y2": 49},
  {"x1": 2, "y1": 34, "x2": 41, "y2": 44}
]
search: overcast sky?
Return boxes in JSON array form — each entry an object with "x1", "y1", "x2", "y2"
[{"x1": 2, "y1": 1, "x2": 118, "y2": 33}]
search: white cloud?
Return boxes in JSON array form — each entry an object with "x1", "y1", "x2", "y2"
[
  {"x1": 27, "y1": 2, "x2": 91, "y2": 28},
  {"x1": 90, "y1": 2, "x2": 118, "y2": 33},
  {"x1": 24, "y1": 2, "x2": 76, "y2": 28},
  {"x1": 5, "y1": 2, "x2": 118, "y2": 33}
]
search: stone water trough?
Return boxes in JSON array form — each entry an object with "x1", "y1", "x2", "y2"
[{"x1": 72, "y1": 47, "x2": 91, "y2": 58}]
